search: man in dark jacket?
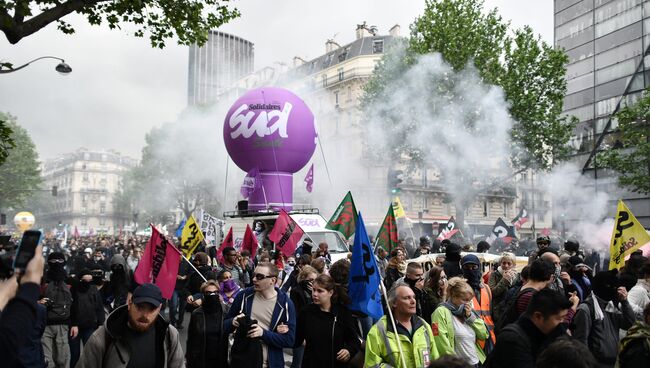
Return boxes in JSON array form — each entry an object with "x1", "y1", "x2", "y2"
[
  {"x1": 442, "y1": 242, "x2": 462, "y2": 278},
  {"x1": 76, "y1": 283, "x2": 184, "y2": 368},
  {"x1": 489, "y1": 289, "x2": 573, "y2": 368},
  {"x1": 225, "y1": 262, "x2": 296, "y2": 368},
  {"x1": 573, "y1": 270, "x2": 636, "y2": 368},
  {"x1": 69, "y1": 269, "x2": 105, "y2": 367},
  {"x1": 186, "y1": 280, "x2": 227, "y2": 368},
  {"x1": 105, "y1": 254, "x2": 132, "y2": 311}
]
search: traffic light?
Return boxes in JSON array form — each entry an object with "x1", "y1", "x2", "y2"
[
  {"x1": 387, "y1": 169, "x2": 404, "y2": 194},
  {"x1": 51, "y1": 185, "x2": 58, "y2": 196}
]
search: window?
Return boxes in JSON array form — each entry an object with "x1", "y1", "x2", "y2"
[
  {"x1": 338, "y1": 68, "x2": 344, "y2": 81},
  {"x1": 566, "y1": 72, "x2": 594, "y2": 95},
  {"x1": 334, "y1": 91, "x2": 339, "y2": 107},
  {"x1": 563, "y1": 104, "x2": 594, "y2": 122},
  {"x1": 595, "y1": 39, "x2": 642, "y2": 70},
  {"x1": 564, "y1": 88, "x2": 595, "y2": 110},
  {"x1": 556, "y1": 12, "x2": 593, "y2": 41},
  {"x1": 100, "y1": 204, "x2": 106, "y2": 214},
  {"x1": 565, "y1": 41, "x2": 594, "y2": 63},
  {"x1": 347, "y1": 86, "x2": 352, "y2": 101},
  {"x1": 338, "y1": 47, "x2": 350, "y2": 62},
  {"x1": 566, "y1": 57, "x2": 593, "y2": 80},
  {"x1": 483, "y1": 201, "x2": 488, "y2": 217},
  {"x1": 100, "y1": 195, "x2": 106, "y2": 202},
  {"x1": 373, "y1": 39, "x2": 384, "y2": 54},
  {"x1": 595, "y1": 0, "x2": 642, "y2": 24},
  {"x1": 555, "y1": 0, "x2": 592, "y2": 27},
  {"x1": 557, "y1": 26, "x2": 594, "y2": 51},
  {"x1": 81, "y1": 217, "x2": 87, "y2": 226},
  {"x1": 595, "y1": 6, "x2": 642, "y2": 38},
  {"x1": 322, "y1": 74, "x2": 327, "y2": 87},
  {"x1": 595, "y1": 22, "x2": 642, "y2": 53},
  {"x1": 595, "y1": 58, "x2": 637, "y2": 85},
  {"x1": 323, "y1": 53, "x2": 333, "y2": 67},
  {"x1": 557, "y1": 0, "x2": 583, "y2": 12},
  {"x1": 82, "y1": 172, "x2": 89, "y2": 182},
  {"x1": 81, "y1": 207, "x2": 87, "y2": 215},
  {"x1": 99, "y1": 218, "x2": 106, "y2": 226}
]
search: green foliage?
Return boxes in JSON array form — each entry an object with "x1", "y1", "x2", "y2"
[
  {"x1": 0, "y1": 0, "x2": 240, "y2": 48},
  {"x1": 597, "y1": 89, "x2": 650, "y2": 194},
  {"x1": 0, "y1": 114, "x2": 16, "y2": 166},
  {"x1": 0, "y1": 112, "x2": 42, "y2": 210}
]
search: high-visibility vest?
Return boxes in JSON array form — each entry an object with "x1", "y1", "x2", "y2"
[{"x1": 472, "y1": 285, "x2": 495, "y2": 350}]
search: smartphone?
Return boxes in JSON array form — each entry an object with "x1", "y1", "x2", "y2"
[{"x1": 13, "y1": 230, "x2": 42, "y2": 271}]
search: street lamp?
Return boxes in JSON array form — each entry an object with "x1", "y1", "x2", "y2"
[{"x1": 0, "y1": 56, "x2": 72, "y2": 75}]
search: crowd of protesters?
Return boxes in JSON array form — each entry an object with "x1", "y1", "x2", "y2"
[{"x1": 0, "y1": 229, "x2": 649, "y2": 368}]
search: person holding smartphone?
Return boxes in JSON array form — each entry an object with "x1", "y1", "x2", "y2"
[{"x1": 0, "y1": 243, "x2": 45, "y2": 366}]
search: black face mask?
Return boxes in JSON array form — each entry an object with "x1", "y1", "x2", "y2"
[
  {"x1": 93, "y1": 276, "x2": 103, "y2": 286},
  {"x1": 47, "y1": 263, "x2": 67, "y2": 281},
  {"x1": 78, "y1": 280, "x2": 91, "y2": 292},
  {"x1": 203, "y1": 292, "x2": 220, "y2": 312}
]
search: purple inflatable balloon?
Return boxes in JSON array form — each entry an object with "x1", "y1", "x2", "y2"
[{"x1": 224, "y1": 87, "x2": 317, "y2": 211}]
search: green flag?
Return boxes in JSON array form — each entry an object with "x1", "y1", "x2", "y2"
[
  {"x1": 325, "y1": 191, "x2": 358, "y2": 238},
  {"x1": 376, "y1": 204, "x2": 399, "y2": 252}
]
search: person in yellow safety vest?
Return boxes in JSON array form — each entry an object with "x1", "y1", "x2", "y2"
[
  {"x1": 461, "y1": 254, "x2": 496, "y2": 353},
  {"x1": 364, "y1": 281, "x2": 439, "y2": 367}
]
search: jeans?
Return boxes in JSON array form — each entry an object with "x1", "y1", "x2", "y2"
[
  {"x1": 69, "y1": 326, "x2": 96, "y2": 368},
  {"x1": 169, "y1": 289, "x2": 187, "y2": 325},
  {"x1": 290, "y1": 346, "x2": 304, "y2": 368}
]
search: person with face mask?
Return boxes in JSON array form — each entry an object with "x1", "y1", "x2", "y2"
[
  {"x1": 573, "y1": 270, "x2": 636, "y2": 367},
  {"x1": 186, "y1": 280, "x2": 227, "y2": 368},
  {"x1": 105, "y1": 254, "x2": 132, "y2": 311},
  {"x1": 459, "y1": 254, "x2": 496, "y2": 354},
  {"x1": 218, "y1": 270, "x2": 241, "y2": 313},
  {"x1": 69, "y1": 269, "x2": 105, "y2": 368},
  {"x1": 39, "y1": 252, "x2": 75, "y2": 368},
  {"x1": 567, "y1": 255, "x2": 594, "y2": 302},
  {"x1": 431, "y1": 277, "x2": 489, "y2": 366},
  {"x1": 489, "y1": 252, "x2": 519, "y2": 326},
  {"x1": 399, "y1": 262, "x2": 426, "y2": 319}
]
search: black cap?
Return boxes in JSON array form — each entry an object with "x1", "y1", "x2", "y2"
[{"x1": 132, "y1": 283, "x2": 163, "y2": 307}]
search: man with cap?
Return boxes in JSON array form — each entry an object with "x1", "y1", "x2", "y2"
[
  {"x1": 76, "y1": 283, "x2": 185, "y2": 368},
  {"x1": 461, "y1": 254, "x2": 496, "y2": 354}
]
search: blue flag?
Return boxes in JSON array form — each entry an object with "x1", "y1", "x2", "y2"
[
  {"x1": 175, "y1": 218, "x2": 186, "y2": 238},
  {"x1": 348, "y1": 212, "x2": 384, "y2": 321}
]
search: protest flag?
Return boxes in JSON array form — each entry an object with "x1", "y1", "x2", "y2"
[
  {"x1": 609, "y1": 200, "x2": 650, "y2": 270},
  {"x1": 376, "y1": 204, "x2": 399, "y2": 252},
  {"x1": 304, "y1": 163, "x2": 314, "y2": 193},
  {"x1": 325, "y1": 191, "x2": 358, "y2": 239},
  {"x1": 134, "y1": 225, "x2": 181, "y2": 299},
  {"x1": 216, "y1": 227, "x2": 234, "y2": 264},
  {"x1": 349, "y1": 212, "x2": 384, "y2": 321},
  {"x1": 511, "y1": 208, "x2": 529, "y2": 230},
  {"x1": 73, "y1": 226, "x2": 80, "y2": 239},
  {"x1": 486, "y1": 217, "x2": 517, "y2": 245},
  {"x1": 241, "y1": 224, "x2": 259, "y2": 259},
  {"x1": 269, "y1": 210, "x2": 304, "y2": 258},
  {"x1": 437, "y1": 217, "x2": 459, "y2": 240},
  {"x1": 175, "y1": 218, "x2": 186, "y2": 238},
  {"x1": 240, "y1": 167, "x2": 262, "y2": 199},
  {"x1": 392, "y1": 196, "x2": 406, "y2": 218},
  {"x1": 180, "y1": 215, "x2": 204, "y2": 258}
]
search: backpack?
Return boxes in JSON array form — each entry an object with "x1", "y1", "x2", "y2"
[
  {"x1": 44, "y1": 281, "x2": 73, "y2": 322},
  {"x1": 495, "y1": 287, "x2": 536, "y2": 334}
]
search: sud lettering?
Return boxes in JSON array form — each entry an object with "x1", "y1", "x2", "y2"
[{"x1": 229, "y1": 102, "x2": 293, "y2": 139}]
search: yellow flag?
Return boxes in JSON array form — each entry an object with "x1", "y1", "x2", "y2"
[
  {"x1": 392, "y1": 196, "x2": 406, "y2": 218},
  {"x1": 609, "y1": 200, "x2": 650, "y2": 270},
  {"x1": 180, "y1": 215, "x2": 205, "y2": 258}
]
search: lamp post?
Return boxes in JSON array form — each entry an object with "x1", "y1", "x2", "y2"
[{"x1": 0, "y1": 56, "x2": 72, "y2": 74}]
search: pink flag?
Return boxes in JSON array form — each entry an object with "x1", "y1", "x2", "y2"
[
  {"x1": 241, "y1": 224, "x2": 259, "y2": 259},
  {"x1": 216, "y1": 227, "x2": 234, "y2": 264},
  {"x1": 73, "y1": 226, "x2": 80, "y2": 239},
  {"x1": 304, "y1": 164, "x2": 314, "y2": 193},
  {"x1": 240, "y1": 168, "x2": 262, "y2": 199},
  {"x1": 269, "y1": 210, "x2": 304, "y2": 258},
  {"x1": 134, "y1": 225, "x2": 181, "y2": 299}
]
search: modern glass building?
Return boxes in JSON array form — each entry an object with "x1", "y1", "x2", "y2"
[
  {"x1": 187, "y1": 31, "x2": 254, "y2": 106},
  {"x1": 555, "y1": 0, "x2": 650, "y2": 227}
]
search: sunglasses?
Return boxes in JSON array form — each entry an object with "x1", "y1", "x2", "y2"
[{"x1": 254, "y1": 273, "x2": 274, "y2": 281}]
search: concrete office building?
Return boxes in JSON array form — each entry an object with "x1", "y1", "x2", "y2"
[
  {"x1": 555, "y1": 0, "x2": 650, "y2": 227},
  {"x1": 188, "y1": 31, "x2": 254, "y2": 106}
]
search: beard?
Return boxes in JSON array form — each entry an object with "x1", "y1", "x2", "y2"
[{"x1": 128, "y1": 311, "x2": 156, "y2": 333}]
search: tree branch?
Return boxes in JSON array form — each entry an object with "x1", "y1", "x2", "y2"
[{"x1": 1, "y1": 0, "x2": 106, "y2": 44}]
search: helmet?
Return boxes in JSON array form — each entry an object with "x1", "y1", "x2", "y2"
[
  {"x1": 536, "y1": 236, "x2": 550, "y2": 245},
  {"x1": 564, "y1": 239, "x2": 580, "y2": 252},
  {"x1": 419, "y1": 236, "x2": 431, "y2": 246}
]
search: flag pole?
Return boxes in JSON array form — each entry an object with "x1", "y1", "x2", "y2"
[
  {"x1": 166, "y1": 239, "x2": 208, "y2": 283},
  {"x1": 378, "y1": 278, "x2": 408, "y2": 368}
]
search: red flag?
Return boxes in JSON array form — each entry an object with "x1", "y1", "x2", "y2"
[
  {"x1": 269, "y1": 210, "x2": 304, "y2": 258},
  {"x1": 216, "y1": 227, "x2": 234, "y2": 264},
  {"x1": 241, "y1": 224, "x2": 259, "y2": 259},
  {"x1": 134, "y1": 225, "x2": 181, "y2": 299},
  {"x1": 73, "y1": 226, "x2": 80, "y2": 239}
]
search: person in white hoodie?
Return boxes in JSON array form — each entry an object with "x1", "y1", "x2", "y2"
[{"x1": 628, "y1": 260, "x2": 650, "y2": 319}]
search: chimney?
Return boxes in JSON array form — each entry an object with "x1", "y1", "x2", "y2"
[
  {"x1": 356, "y1": 21, "x2": 372, "y2": 39},
  {"x1": 293, "y1": 56, "x2": 306, "y2": 68},
  {"x1": 389, "y1": 24, "x2": 400, "y2": 37},
  {"x1": 326, "y1": 39, "x2": 339, "y2": 53}
]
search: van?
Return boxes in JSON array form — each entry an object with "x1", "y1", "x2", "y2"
[{"x1": 222, "y1": 208, "x2": 350, "y2": 263}]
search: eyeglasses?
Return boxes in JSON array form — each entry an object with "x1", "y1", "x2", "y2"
[{"x1": 254, "y1": 273, "x2": 274, "y2": 281}]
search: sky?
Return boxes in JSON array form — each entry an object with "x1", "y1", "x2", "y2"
[{"x1": 0, "y1": 0, "x2": 554, "y2": 161}]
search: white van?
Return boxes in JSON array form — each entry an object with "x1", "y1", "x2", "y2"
[{"x1": 222, "y1": 208, "x2": 350, "y2": 263}]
